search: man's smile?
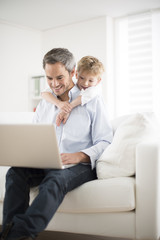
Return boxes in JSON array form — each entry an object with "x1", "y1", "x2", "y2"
[{"x1": 52, "y1": 85, "x2": 63, "y2": 92}]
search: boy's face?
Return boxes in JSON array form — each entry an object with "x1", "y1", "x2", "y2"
[
  {"x1": 76, "y1": 71, "x2": 101, "y2": 90},
  {"x1": 45, "y1": 62, "x2": 75, "y2": 99}
]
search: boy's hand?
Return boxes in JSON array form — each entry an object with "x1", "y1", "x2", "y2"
[
  {"x1": 57, "y1": 101, "x2": 72, "y2": 113},
  {"x1": 56, "y1": 111, "x2": 70, "y2": 126}
]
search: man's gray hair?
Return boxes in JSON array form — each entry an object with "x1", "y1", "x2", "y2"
[{"x1": 43, "y1": 48, "x2": 76, "y2": 72}]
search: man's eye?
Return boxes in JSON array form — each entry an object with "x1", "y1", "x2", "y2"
[{"x1": 57, "y1": 76, "x2": 63, "y2": 80}]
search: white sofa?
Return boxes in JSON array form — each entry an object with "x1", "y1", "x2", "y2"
[{"x1": 0, "y1": 112, "x2": 160, "y2": 240}]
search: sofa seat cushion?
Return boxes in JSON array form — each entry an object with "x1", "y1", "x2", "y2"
[
  {"x1": 1, "y1": 167, "x2": 135, "y2": 213},
  {"x1": 30, "y1": 177, "x2": 135, "y2": 213}
]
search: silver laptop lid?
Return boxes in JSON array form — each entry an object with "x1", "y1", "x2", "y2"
[{"x1": 0, "y1": 124, "x2": 63, "y2": 169}]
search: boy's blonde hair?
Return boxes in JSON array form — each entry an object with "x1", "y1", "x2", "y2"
[{"x1": 77, "y1": 56, "x2": 104, "y2": 78}]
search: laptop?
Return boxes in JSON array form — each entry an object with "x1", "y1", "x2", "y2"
[{"x1": 0, "y1": 124, "x2": 74, "y2": 169}]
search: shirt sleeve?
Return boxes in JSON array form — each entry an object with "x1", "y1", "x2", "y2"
[
  {"x1": 80, "y1": 86, "x2": 99, "y2": 106},
  {"x1": 32, "y1": 100, "x2": 42, "y2": 123},
  {"x1": 80, "y1": 96, "x2": 113, "y2": 169}
]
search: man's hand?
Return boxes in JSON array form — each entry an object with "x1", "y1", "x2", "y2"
[
  {"x1": 57, "y1": 101, "x2": 72, "y2": 113},
  {"x1": 61, "y1": 152, "x2": 90, "y2": 165}
]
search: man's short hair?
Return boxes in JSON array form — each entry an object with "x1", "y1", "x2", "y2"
[{"x1": 43, "y1": 48, "x2": 76, "y2": 72}]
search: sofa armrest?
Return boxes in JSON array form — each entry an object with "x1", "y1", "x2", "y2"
[
  {"x1": 0, "y1": 167, "x2": 10, "y2": 202},
  {"x1": 136, "y1": 140, "x2": 160, "y2": 240}
]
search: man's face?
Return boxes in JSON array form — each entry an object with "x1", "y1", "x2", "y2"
[{"x1": 45, "y1": 62, "x2": 74, "y2": 98}]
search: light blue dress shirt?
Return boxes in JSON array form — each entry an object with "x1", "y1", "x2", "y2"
[{"x1": 33, "y1": 85, "x2": 113, "y2": 169}]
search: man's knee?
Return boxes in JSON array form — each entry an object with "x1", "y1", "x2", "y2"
[
  {"x1": 6, "y1": 167, "x2": 29, "y2": 191},
  {"x1": 40, "y1": 170, "x2": 67, "y2": 195}
]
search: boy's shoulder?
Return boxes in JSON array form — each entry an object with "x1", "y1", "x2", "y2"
[{"x1": 85, "y1": 94, "x2": 105, "y2": 108}]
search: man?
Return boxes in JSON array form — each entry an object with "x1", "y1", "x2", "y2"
[{"x1": 0, "y1": 48, "x2": 113, "y2": 240}]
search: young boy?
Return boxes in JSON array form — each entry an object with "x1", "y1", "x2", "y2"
[{"x1": 41, "y1": 56, "x2": 104, "y2": 126}]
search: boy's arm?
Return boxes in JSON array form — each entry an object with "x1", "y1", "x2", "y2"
[
  {"x1": 41, "y1": 92, "x2": 61, "y2": 106},
  {"x1": 70, "y1": 86, "x2": 99, "y2": 109},
  {"x1": 41, "y1": 91, "x2": 72, "y2": 113},
  {"x1": 55, "y1": 86, "x2": 99, "y2": 126},
  {"x1": 70, "y1": 95, "x2": 82, "y2": 108}
]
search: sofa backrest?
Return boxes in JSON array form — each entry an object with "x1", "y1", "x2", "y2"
[
  {"x1": 111, "y1": 115, "x2": 130, "y2": 134},
  {"x1": 0, "y1": 112, "x2": 35, "y2": 124},
  {"x1": 0, "y1": 112, "x2": 130, "y2": 134}
]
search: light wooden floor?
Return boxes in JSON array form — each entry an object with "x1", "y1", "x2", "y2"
[{"x1": 0, "y1": 226, "x2": 131, "y2": 240}]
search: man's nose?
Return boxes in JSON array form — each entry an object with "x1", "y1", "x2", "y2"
[{"x1": 51, "y1": 79, "x2": 59, "y2": 88}]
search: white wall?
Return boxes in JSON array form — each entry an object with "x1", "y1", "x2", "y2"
[
  {"x1": 42, "y1": 17, "x2": 114, "y2": 117},
  {"x1": 42, "y1": 17, "x2": 107, "y2": 63},
  {"x1": 0, "y1": 22, "x2": 42, "y2": 112},
  {"x1": 0, "y1": 17, "x2": 114, "y2": 115}
]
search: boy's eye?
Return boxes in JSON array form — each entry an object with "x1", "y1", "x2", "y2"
[{"x1": 80, "y1": 76, "x2": 84, "y2": 80}]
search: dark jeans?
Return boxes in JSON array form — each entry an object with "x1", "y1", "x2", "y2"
[{"x1": 2, "y1": 164, "x2": 96, "y2": 239}]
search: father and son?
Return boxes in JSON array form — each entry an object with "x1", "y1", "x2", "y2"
[{"x1": 0, "y1": 48, "x2": 113, "y2": 240}]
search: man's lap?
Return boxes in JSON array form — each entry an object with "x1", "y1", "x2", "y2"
[{"x1": 6, "y1": 163, "x2": 96, "y2": 192}]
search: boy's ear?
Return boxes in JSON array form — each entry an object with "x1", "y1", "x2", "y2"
[
  {"x1": 75, "y1": 70, "x2": 78, "y2": 78},
  {"x1": 97, "y1": 78, "x2": 102, "y2": 84}
]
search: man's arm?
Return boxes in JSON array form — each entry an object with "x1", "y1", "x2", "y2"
[
  {"x1": 80, "y1": 96, "x2": 113, "y2": 169},
  {"x1": 60, "y1": 96, "x2": 113, "y2": 169}
]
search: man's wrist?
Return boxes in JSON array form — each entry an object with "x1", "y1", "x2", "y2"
[{"x1": 79, "y1": 152, "x2": 90, "y2": 163}]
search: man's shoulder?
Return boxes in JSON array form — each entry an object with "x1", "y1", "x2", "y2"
[
  {"x1": 86, "y1": 94, "x2": 103, "y2": 105},
  {"x1": 34, "y1": 98, "x2": 58, "y2": 121},
  {"x1": 70, "y1": 84, "x2": 81, "y2": 99},
  {"x1": 85, "y1": 95, "x2": 106, "y2": 114}
]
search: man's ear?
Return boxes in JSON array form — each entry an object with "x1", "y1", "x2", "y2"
[{"x1": 70, "y1": 67, "x2": 76, "y2": 77}]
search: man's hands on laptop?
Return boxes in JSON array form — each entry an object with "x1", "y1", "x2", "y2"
[{"x1": 61, "y1": 152, "x2": 90, "y2": 165}]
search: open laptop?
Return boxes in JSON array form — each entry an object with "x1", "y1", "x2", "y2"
[{"x1": 0, "y1": 124, "x2": 73, "y2": 169}]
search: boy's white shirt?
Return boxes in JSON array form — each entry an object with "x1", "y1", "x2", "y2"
[
  {"x1": 80, "y1": 86, "x2": 100, "y2": 105},
  {"x1": 41, "y1": 85, "x2": 100, "y2": 106}
]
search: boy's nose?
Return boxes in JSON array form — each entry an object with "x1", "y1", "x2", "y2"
[{"x1": 84, "y1": 81, "x2": 89, "y2": 86}]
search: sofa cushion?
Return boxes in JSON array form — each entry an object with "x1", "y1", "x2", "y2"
[
  {"x1": 30, "y1": 177, "x2": 135, "y2": 213},
  {"x1": 1, "y1": 172, "x2": 135, "y2": 213},
  {"x1": 97, "y1": 113, "x2": 156, "y2": 179},
  {"x1": 1, "y1": 168, "x2": 135, "y2": 213}
]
